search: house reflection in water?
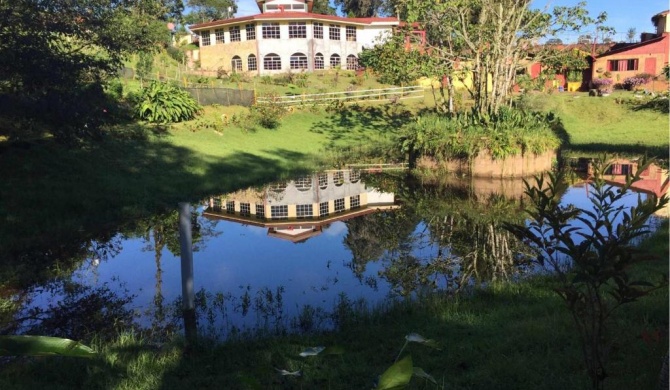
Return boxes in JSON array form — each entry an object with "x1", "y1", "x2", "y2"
[{"x1": 203, "y1": 170, "x2": 400, "y2": 243}]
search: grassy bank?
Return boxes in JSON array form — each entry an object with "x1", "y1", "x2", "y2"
[
  {"x1": 2, "y1": 221, "x2": 667, "y2": 390},
  {"x1": 517, "y1": 91, "x2": 669, "y2": 159}
]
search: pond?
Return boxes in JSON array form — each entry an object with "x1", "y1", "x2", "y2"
[{"x1": 3, "y1": 170, "x2": 660, "y2": 342}]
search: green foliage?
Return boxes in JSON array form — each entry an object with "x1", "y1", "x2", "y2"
[
  {"x1": 166, "y1": 46, "x2": 186, "y2": 64},
  {"x1": 504, "y1": 158, "x2": 669, "y2": 389},
  {"x1": 248, "y1": 95, "x2": 288, "y2": 129},
  {"x1": 0, "y1": 336, "x2": 96, "y2": 358},
  {"x1": 135, "y1": 81, "x2": 201, "y2": 124},
  {"x1": 398, "y1": 108, "x2": 561, "y2": 162},
  {"x1": 0, "y1": 0, "x2": 174, "y2": 141},
  {"x1": 136, "y1": 51, "x2": 154, "y2": 80},
  {"x1": 358, "y1": 31, "x2": 446, "y2": 86}
]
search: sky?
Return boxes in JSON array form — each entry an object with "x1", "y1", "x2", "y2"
[{"x1": 233, "y1": 0, "x2": 669, "y2": 43}]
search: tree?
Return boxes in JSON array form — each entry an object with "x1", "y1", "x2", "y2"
[
  {"x1": 333, "y1": 0, "x2": 385, "y2": 17},
  {"x1": 0, "y1": 0, "x2": 177, "y2": 141},
  {"x1": 545, "y1": 38, "x2": 563, "y2": 45},
  {"x1": 358, "y1": 29, "x2": 447, "y2": 86},
  {"x1": 186, "y1": 0, "x2": 236, "y2": 22},
  {"x1": 392, "y1": 0, "x2": 610, "y2": 115},
  {"x1": 312, "y1": 0, "x2": 337, "y2": 15},
  {"x1": 626, "y1": 27, "x2": 636, "y2": 43}
]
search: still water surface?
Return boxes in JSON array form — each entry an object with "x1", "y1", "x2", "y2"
[{"x1": 9, "y1": 171, "x2": 657, "y2": 340}]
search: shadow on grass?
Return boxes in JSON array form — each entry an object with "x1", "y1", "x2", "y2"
[
  {"x1": 0, "y1": 130, "x2": 313, "y2": 287},
  {"x1": 309, "y1": 103, "x2": 419, "y2": 147},
  {"x1": 562, "y1": 143, "x2": 669, "y2": 160}
]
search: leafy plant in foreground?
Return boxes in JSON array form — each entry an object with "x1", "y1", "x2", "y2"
[
  {"x1": 504, "y1": 158, "x2": 668, "y2": 389},
  {"x1": 135, "y1": 81, "x2": 201, "y2": 124}
]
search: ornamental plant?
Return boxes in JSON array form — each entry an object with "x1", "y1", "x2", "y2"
[
  {"x1": 135, "y1": 81, "x2": 201, "y2": 124},
  {"x1": 622, "y1": 77, "x2": 646, "y2": 90},
  {"x1": 591, "y1": 78, "x2": 613, "y2": 91}
]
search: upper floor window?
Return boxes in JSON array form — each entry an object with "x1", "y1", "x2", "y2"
[
  {"x1": 200, "y1": 30, "x2": 211, "y2": 46},
  {"x1": 346, "y1": 26, "x2": 357, "y2": 41},
  {"x1": 262, "y1": 22, "x2": 280, "y2": 39},
  {"x1": 313, "y1": 22, "x2": 323, "y2": 39},
  {"x1": 246, "y1": 24, "x2": 256, "y2": 40},
  {"x1": 329, "y1": 24, "x2": 340, "y2": 40},
  {"x1": 607, "y1": 59, "x2": 638, "y2": 72},
  {"x1": 289, "y1": 22, "x2": 307, "y2": 38},
  {"x1": 230, "y1": 26, "x2": 241, "y2": 42},
  {"x1": 215, "y1": 29, "x2": 225, "y2": 44}
]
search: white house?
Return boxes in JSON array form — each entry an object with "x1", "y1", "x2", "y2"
[{"x1": 189, "y1": 0, "x2": 399, "y2": 75}]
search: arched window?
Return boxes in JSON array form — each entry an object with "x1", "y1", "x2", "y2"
[
  {"x1": 263, "y1": 53, "x2": 282, "y2": 70},
  {"x1": 290, "y1": 52, "x2": 308, "y2": 70},
  {"x1": 314, "y1": 53, "x2": 324, "y2": 70},
  {"x1": 329, "y1": 53, "x2": 340, "y2": 69},
  {"x1": 231, "y1": 55, "x2": 242, "y2": 72},
  {"x1": 247, "y1": 54, "x2": 257, "y2": 71},
  {"x1": 346, "y1": 55, "x2": 358, "y2": 70}
]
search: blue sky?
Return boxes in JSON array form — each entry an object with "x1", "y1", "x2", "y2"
[{"x1": 233, "y1": 0, "x2": 668, "y2": 43}]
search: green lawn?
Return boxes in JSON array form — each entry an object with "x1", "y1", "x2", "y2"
[{"x1": 519, "y1": 91, "x2": 669, "y2": 159}]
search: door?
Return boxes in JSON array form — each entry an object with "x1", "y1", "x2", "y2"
[{"x1": 645, "y1": 57, "x2": 656, "y2": 75}]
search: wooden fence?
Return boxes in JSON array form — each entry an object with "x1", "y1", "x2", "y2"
[{"x1": 255, "y1": 86, "x2": 425, "y2": 106}]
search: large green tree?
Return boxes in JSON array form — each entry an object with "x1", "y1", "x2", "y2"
[
  {"x1": 334, "y1": 0, "x2": 385, "y2": 17},
  {"x1": 185, "y1": 0, "x2": 236, "y2": 23},
  {"x1": 0, "y1": 0, "x2": 177, "y2": 140},
  {"x1": 312, "y1": 0, "x2": 336, "y2": 15},
  {"x1": 391, "y1": 0, "x2": 609, "y2": 114}
]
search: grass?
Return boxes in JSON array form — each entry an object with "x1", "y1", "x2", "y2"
[
  {"x1": 1, "y1": 222, "x2": 666, "y2": 389},
  {"x1": 518, "y1": 91, "x2": 669, "y2": 159}
]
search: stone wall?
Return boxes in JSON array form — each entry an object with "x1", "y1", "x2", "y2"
[{"x1": 417, "y1": 150, "x2": 556, "y2": 178}]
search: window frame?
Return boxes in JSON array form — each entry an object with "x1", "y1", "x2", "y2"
[
  {"x1": 329, "y1": 24, "x2": 340, "y2": 41},
  {"x1": 247, "y1": 54, "x2": 257, "y2": 71},
  {"x1": 289, "y1": 22, "x2": 307, "y2": 39},
  {"x1": 313, "y1": 22, "x2": 323, "y2": 39},
  {"x1": 200, "y1": 30, "x2": 211, "y2": 46},
  {"x1": 231, "y1": 55, "x2": 242, "y2": 72},
  {"x1": 263, "y1": 53, "x2": 282, "y2": 70},
  {"x1": 329, "y1": 53, "x2": 341, "y2": 68},
  {"x1": 229, "y1": 26, "x2": 241, "y2": 42},
  {"x1": 346, "y1": 55, "x2": 358, "y2": 70},
  {"x1": 262, "y1": 22, "x2": 280, "y2": 39},
  {"x1": 245, "y1": 23, "x2": 256, "y2": 40},
  {"x1": 314, "y1": 53, "x2": 324, "y2": 70},
  {"x1": 346, "y1": 26, "x2": 357, "y2": 41},
  {"x1": 214, "y1": 28, "x2": 225, "y2": 44},
  {"x1": 290, "y1": 52, "x2": 308, "y2": 70}
]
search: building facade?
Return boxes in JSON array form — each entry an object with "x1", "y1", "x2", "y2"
[
  {"x1": 189, "y1": 0, "x2": 399, "y2": 75},
  {"x1": 592, "y1": 10, "x2": 669, "y2": 83}
]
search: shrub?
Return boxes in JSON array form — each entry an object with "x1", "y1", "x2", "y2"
[
  {"x1": 135, "y1": 81, "x2": 201, "y2": 123},
  {"x1": 622, "y1": 77, "x2": 646, "y2": 90},
  {"x1": 136, "y1": 51, "x2": 154, "y2": 80},
  {"x1": 166, "y1": 47, "x2": 186, "y2": 64},
  {"x1": 398, "y1": 108, "x2": 561, "y2": 162},
  {"x1": 248, "y1": 94, "x2": 288, "y2": 129}
]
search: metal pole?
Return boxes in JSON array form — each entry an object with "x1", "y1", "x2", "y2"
[{"x1": 178, "y1": 202, "x2": 197, "y2": 342}]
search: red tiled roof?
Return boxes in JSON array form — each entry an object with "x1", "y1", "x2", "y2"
[
  {"x1": 595, "y1": 35, "x2": 666, "y2": 58},
  {"x1": 190, "y1": 12, "x2": 399, "y2": 30}
]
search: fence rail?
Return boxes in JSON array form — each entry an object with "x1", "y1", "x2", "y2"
[{"x1": 256, "y1": 86, "x2": 424, "y2": 106}]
